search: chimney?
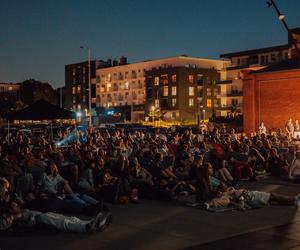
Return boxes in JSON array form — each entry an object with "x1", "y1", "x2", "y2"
[{"x1": 119, "y1": 56, "x2": 127, "y2": 65}]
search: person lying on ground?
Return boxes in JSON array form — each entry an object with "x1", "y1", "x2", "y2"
[
  {"x1": 204, "y1": 182, "x2": 300, "y2": 209},
  {"x1": 0, "y1": 177, "x2": 112, "y2": 233}
]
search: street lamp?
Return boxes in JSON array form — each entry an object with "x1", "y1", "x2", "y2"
[
  {"x1": 266, "y1": 0, "x2": 299, "y2": 56},
  {"x1": 80, "y1": 46, "x2": 92, "y2": 127}
]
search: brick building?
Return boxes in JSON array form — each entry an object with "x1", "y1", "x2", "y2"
[{"x1": 243, "y1": 57, "x2": 300, "y2": 134}]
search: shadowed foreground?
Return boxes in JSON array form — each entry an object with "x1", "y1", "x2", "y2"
[{"x1": 1, "y1": 182, "x2": 300, "y2": 250}]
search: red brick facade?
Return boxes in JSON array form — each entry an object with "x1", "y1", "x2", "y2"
[{"x1": 243, "y1": 69, "x2": 300, "y2": 134}]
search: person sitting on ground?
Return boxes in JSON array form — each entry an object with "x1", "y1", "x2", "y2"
[
  {"x1": 288, "y1": 151, "x2": 300, "y2": 182},
  {"x1": 37, "y1": 163, "x2": 99, "y2": 213},
  {"x1": 266, "y1": 148, "x2": 288, "y2": 177},
  {"x1": 214, "y1": 160, "x2": 234, "y2": 184}
]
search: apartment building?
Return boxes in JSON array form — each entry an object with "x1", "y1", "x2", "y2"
[
  {"x1": 94, "y1": 56, "x2": 229, "y2": 122},
  {"x1": 145, "y1": 66, "x2": 220, "y2": 122},
  {"x1": 0, "y1": 83, "x2": 20, "y2": 97},
  {"x1": 218, "y1": 27, "x2": 300, "y2": 117}
]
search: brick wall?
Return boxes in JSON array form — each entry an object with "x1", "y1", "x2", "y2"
[{"x1": 243, "y1": 69, "x2": 300, "y2": 134}]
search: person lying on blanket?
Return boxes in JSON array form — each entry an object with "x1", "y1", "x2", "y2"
[{"x1": 203, "y1": 182, "x2": 300, "y2": 209}]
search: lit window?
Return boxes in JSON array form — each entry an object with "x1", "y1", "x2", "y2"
[
  {"x1": 172, "y1": 74, "x2": 177, "y2": 82},
  {"x1": 124, "y1": 82, "x2": 129, "y2": 90},
  {"x1": 189, "y1": 86, "x2": 194, "y2": 96},
  {"x1": 78, "y1": 104, "x2": 81, "y2": 110},
  {"x1": 161, "y1": 74, "x2": 168, "y2": 85},
  {"x1": 189, "y1": 98, "x2": 194, "y2": 107},
  {"x1": 107, "y1": 83, "x2": 111, "y2": 91},
  {"x1": 207, "y1": 88, "x2": 211, "y2": 96},
  {"x1": 172, "y1": 86, "x2": 177, "y2": 96},
  {"x1": 72, "y1": 87, "x2": 76, "y2": 94},
  {"x1": 155, "y1": 99, "x2": 159, "y2": 108},
  {"x1": 100, "y1": 85, "x2": 105, "y2": 92},
  {"x1": 172, "y1": 98, "x2": 177, "y2": 107},
  {"x1": 154, "y1": 77, "x2": 159, "y2": 86},
  {"x1": 207, "y1": 99, "x2": 212, "y2": 108},
  {"x1": 77, "y1": 86, "x2": 81, "y2": 93},
  {"x1": 188, "y1": 75, "x2": 194, "y2": 83},
  {"x1": 163, "y1": 86, "x2": 168, "y2": 97},
  {"x1": 8, "y1": 86, "x2": 13, "y2": 91},
  {"x1": 197, "y1": 74, "x2": 203, "y2": 84}
]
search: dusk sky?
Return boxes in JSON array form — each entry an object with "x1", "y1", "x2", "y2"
[{"x1": 1, "y1": 0, "x2": 299, "y2": 88}]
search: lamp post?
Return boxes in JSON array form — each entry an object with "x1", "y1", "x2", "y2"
[
  {"x1": 80, "y1": 46, "x2": 92, "y2": 127},
  {"x1": 266, "y1": 0, "x2": 299, "y2": 56},
  {"x1": 130, "y1": 82, "x2": 134, "y2": 123}
]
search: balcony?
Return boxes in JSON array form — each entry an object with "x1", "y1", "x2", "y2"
[
  {"x1": 225, "y1": 65, "x2": 249, "y2": 70},
  {"x1": 216, "y1": 104, "x2": 242, "y2": 110},
  {"x1": 216, "y1": 79, "x2": 233, "y2": 85},
  {"x1": 227, "y1": 91, "x2": 243, "y2": 97},
  {"x1": 197, "y1": 80, "x2": 204, "y2": 85}
]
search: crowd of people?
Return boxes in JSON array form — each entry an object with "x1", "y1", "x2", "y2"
[{"x1": 1, "y1": 122, "x2": 300, "y2": 233}]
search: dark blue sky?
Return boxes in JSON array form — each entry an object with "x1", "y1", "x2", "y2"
[{"x1": 1, "y1": 0, "x2": 299, "y2": 88}]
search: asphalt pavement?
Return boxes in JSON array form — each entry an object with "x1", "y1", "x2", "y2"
[{"x1": 1, "y1": 180, "x2": 300, "y2": 250}]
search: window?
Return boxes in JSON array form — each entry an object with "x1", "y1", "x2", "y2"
[
  {"x1": 107, "y1": 83, "x2": 111, "y2": 91},
  {"x1": 207, "y1": 99, "x2": 212, "y2": 108},
  {"x1": 232, "y1": 99, "x2": 238, "y2": 105},
  {"x1": 172, "y1": 74, "x2": 177, "y2": 82},
  {"x1": 78, "y1": 104, "x2": 81, "y2": 110},
  {"x1": 124, "y1": 82, "x2": 129, "y2": 90},
  {"x1": 207, "y1": 88, "x2": 211, "y2": 96},
  {"x1": 172, "y1": 98, "x2": 177, "y2": 107},
  {"x1": 271, "y1": 54, "x2": 276, "y2": 61},
  {"x1": 161, "y1": 74, "x2": 168, "y2": 85},
  {"x1": 155, "y1": 99, "x2": 160, "y2": 108},
  {"x1": 189, "y1": 98, "x2": 194, "y2": 107},
  {"x1": 163, "y1": 86, "x2": 168, "y2": 97},
  {"x1": 77, "y1": 86, "x2": 81, "y2": 93},
  {"x1": 154, "y1": 77, "x2": 159, "y2": 86},
  {"x1": 189, "y1": 86, "x2": 194, "y2": 96},
  {"x1": 100, "y1": 85, "x2": 105, "y2": 92},
  {"x1": 171, "y1": 86, "x2": 177, "y2": 96},
  {"x1": 72, "y1": 87, "x2": 76, "y2": 94},
  {"x1": 188, "y1": 75, "x2": 194, "y2": 83},
  {"x1": 197, "y1": 74, "x2": 204, "y2": 84}
]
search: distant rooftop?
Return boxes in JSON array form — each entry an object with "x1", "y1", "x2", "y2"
[
  {"x1": 251, "y1": 57, "x2": 300, "y2": 74},
  {"x1": 220, "y1": 44, "x2": 290, "y2": 59}
]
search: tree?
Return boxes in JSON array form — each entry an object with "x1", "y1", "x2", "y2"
[{"x1": 19, "y1": 79, "x2": 57, "y2": 106}]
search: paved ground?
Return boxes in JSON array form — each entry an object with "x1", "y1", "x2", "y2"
[{"x1": 1, "y1": 181, "x2": 300, "y2": 250}]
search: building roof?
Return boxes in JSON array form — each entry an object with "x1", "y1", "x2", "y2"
[
  {"x1": 96, "y1": 55, "x2": 228, "y2": 72},
  {"x1": 6, "y1": 99, "x2": 76, "y2": 120},
  {"x1": 220, "y1": 44, "x2": 290, "y2": 59},
  {"x1": 251, "y1": 57, "x2": 300, "y2": 74}
]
